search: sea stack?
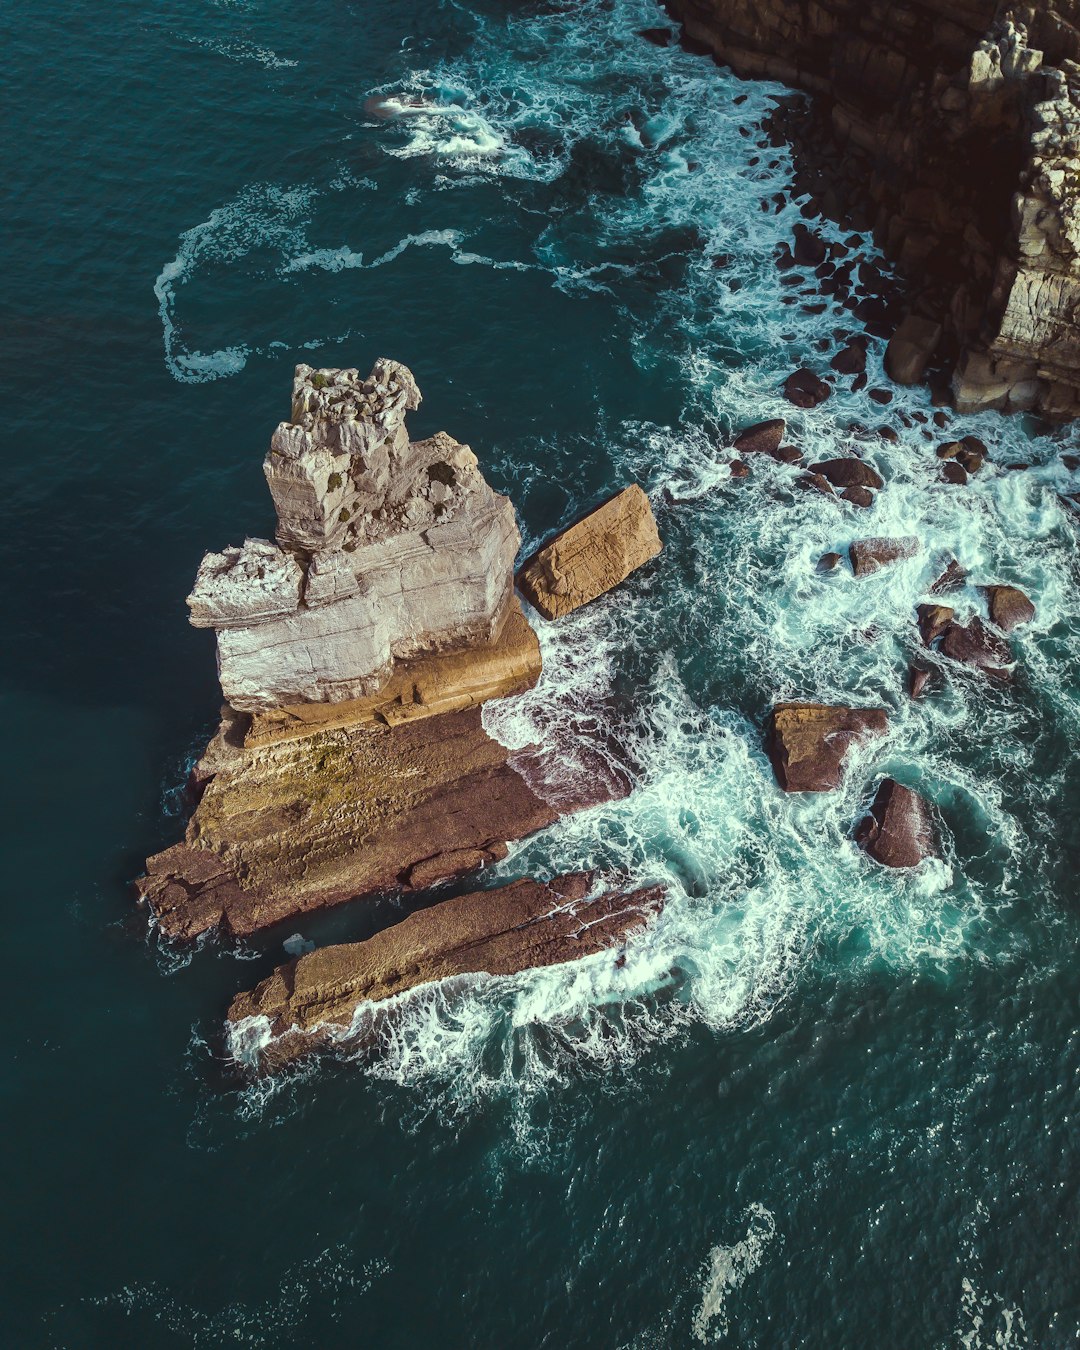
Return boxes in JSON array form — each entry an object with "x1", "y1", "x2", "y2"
[{"x1": 138, "y1": 360, "x2": 664, "y2": 1022}]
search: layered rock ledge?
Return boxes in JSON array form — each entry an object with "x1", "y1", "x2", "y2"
[
  {"x1": 663, "y1": 0, "x2": 1080, "y2": 419},
  {"x1": 227, "y1": 874, "x2": 665, "y2": 1071}
]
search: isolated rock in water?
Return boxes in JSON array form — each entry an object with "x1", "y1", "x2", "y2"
[
  {"x1": 940, "y1": 617, "x2": 1013, "y2": 679},
  {"x1": 982, "y1": 585, "x2": 1035, "y2": 632},
  {"x1": 884, "y1": 316, "x2": 942, "y2": 385},
  {"x1": 931, "y1": 558, "x2": 968, "y2": 594},
  {"x1": 517, "y1": 485, "x2": 662, "y2": 620},
  {"x1": 850, "y1": 536, "x2": 919, "y2": 576},
  {"x1": 226, "y1": 875, "x2": 666, "y2": 1070},
  {"x1": 784, "y1": 368, "x2": 831, "y2": 408},
  {"x1": 909, "y1": 665, "x2": 931, "y2": 699},
  {"x1": 186, "y1": 361, "x2": 520, "y2": 711},
  {"x1": 817, "y1": 551, "x2": 842, "y2": 573},
  {"x1": 841, "y1": 485, "x2": 873, "y2": 508},
  {"x1": 856, "y1": 779, "x2": 937, "y2": 867},
  {"x1": 809, "y1": 458, "x2": 884, "y2": 490},
  {"x1": 831, "y1": 343, "x2": 867, "y2": 376},
  {"x1": 797, "y1": 471, "x2": 834, "y2": 496},
  {"x1": 916, "y1": 603, "x2": 955, "y2": 646},
  {"x1": 768, "y1": 703, "x2": 888, "y2": 792},
  {"x1": 733, "y1": 418, "x2": 786, "y2": 455},
  {"x1": 942, "y1": 461, "x2": 969, "y2": 485}
]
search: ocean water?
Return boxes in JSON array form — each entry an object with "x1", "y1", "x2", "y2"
[{"x1": 4, "y1": 0, "x2": 1079, "y2": 1345}]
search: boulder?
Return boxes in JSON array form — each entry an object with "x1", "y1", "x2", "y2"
[
  {"x1": 733, "y1": 418, "x2": 786, "y2": 455},
  {"x1": 942, "y1": 461, "x2": 969, "y2": 485},
  {"x1": 517, "y1": 485, "x2": 662, "y2": 620},
  {"x1": 931, "y1": 558, "x2": 968, "y2": 593},
  {"x1": 850, "y1": 536, "x2": 919, "y2": 576},
  {"x1": 841, "y1": 486, "x2": 874, "y2": 508},
  {"x1": 797, "y1": 472, "x2": 834, "y2": 496},
  {"x1": 856, "y1": 779, "x2": 937, "y2": 867},
  {"x1": 226, "y1": 875, "x2": 666, "y2": 1071},
  {"x1": 982, "y1": 584, "x2": 1035, "y2": 632},
  {"x1": 884, "y1": 316, "x2": 942, "y2": 385},
  {"x1": 817, "y1": 551, "x2": 842, "y2": 573},
  {"x1": 916, "y1": 603, "x2": 954, "y2": 646},
  {"x1": 831, "y1": 343, "x2": 867, "y2": 376},
  {"x1": 809, "y1": 458, "x2": 884, "y2": 490},
  {"x1": 783, "y1": 368, "x2": 831, "y2": 408},
  {"x1": 909, "y1": 665, "x2": 931, "y2": 699},
  {"x1": 768, "y1": 703, "x2": 889, "y2": 792},
  {"x1": 940, "y1": 617, "x2": 1013, "y2": 679}
]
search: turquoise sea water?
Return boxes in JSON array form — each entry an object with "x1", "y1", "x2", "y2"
[{"x1": 4, "y1": 0, "x2": 1079, "y2": 1344}]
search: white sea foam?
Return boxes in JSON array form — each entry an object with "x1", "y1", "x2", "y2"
[
  {"x1": 177, "y1": 31, "x2": 299, "y2": 69},
  {"x1": 691, "y1": 1204, "x2": 778, "y2": 1343},
  {"x1": 956, "y1": 1277, "x2": 1030, "y2": 1348}
]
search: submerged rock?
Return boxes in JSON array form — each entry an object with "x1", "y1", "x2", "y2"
[
  {"x1": 517, "y1": 485, "x2": 662, "y2": 620},
  {"x1": 226, "y1": 874, "x2": 666, "y2": 1071},
  {"x1": 856, "y1": 779, "x2": 937, "y2": 867},
  {"x1": 768, "y1": 702, "x2": 888, "y2": 792},
  {"x1": 982, "y1": 584, "x2": 1035, "y2": 632},
  {"x1": 850, "y1": 536, "x2": 919, "y2": 576}
]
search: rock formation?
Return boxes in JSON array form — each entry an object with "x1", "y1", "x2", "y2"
[
  {"x1": 517, "y1": 485, "x2": 662, "y2": 620},
  {"x1": 850, "y1": 537, "x2": 920, "y2": 577},
  {"x1": 226, "y1": 875, "x2": 666, "y2": 1070},
  {"x1": 856, "y1": 779, "x2": 938, "y2": 867},
  {"x1": 768, "y1": 703, "x2": 889, "y2": 792},
  {"x1": 139, "y1": 361, "x2": 658, "y2": 952},
  {"x1": 188, "y1": 361, "x2": 519, "y2": 710},
  {"x1": 663, "y1": 0, "x2": 1080, "y2": 419}
]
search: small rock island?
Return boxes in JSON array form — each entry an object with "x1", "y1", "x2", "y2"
[{"x1": 137, "y1": 360, "x2": 665, "y2": 1069}]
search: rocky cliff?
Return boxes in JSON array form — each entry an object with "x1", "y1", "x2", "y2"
[{"x1": 663, "y1": 0, "x2": 1080, "y2": 419}]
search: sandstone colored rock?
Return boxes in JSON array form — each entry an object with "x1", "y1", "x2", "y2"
[
  {"x1": 982, "y1": 584, "x2": 1035, "y2": 632},
  {"x1": 916, "y1": 603, "x2": 955, "y2": 646},
  {"x1": 137, "y1": 703, "x2": 632, "y2": 942},
  {"x1": 850, "y1": 536, "x2": 920, "y2": 577},
  {"x1": 187, "y1": 361, "x2": 520, "y2": 711},
  {"x1": 768, "y1": 702, "x2": 889, "y2": 792},
  {"x1": 856, "y1": 779, "x2": 938, "y2": 867},
  {"x1": 517, "y1": 485, "x2": 662, "y2": 621},
  {"x1": 226, "y1": 875, "x2": 665, "y2": 1070},
  {"x1": 733, "y1": 418, "x2": 786, "y2": 455}
]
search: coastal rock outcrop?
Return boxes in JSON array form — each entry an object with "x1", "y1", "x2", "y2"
[
  {"x1": 768, "y1": 702, "x2": 889, "y2": 792},
  {"x1": 226, "y1": 874, "x2": 666, "y2": 1070},
  {"x1": 982, "y1": 583, "x2": 1036, "y2": 631},
  {"x1": 663, "y1": 0, "x2": 1080, "y2": 420},
  {"x1": 856, "y1": 779, "x2": 938, "y2": 867},
  {"x1": 850, "y1": 537, "x2": 920, "y2": 577},
  {"x1": 188, "y1": 361, "x2": 519, "y2": 710},
  {"x1": 517, "y1": 485, "x2": 662, "y2": 620}
]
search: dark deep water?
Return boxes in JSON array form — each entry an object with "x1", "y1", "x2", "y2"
[{"x1": 4, "y1": 1, "x2": 1079, "y2": 1345}]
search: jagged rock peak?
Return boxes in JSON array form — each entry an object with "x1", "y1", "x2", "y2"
[{"x1": 185, "y1": 360, "x2": 521, "y2": 711}]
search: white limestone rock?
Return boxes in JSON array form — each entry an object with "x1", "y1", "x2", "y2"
[{"x1": 188, "y1": 539, "x2": 302, "y2": 630}]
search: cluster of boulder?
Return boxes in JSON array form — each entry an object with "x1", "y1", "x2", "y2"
[
  {"x1": 660, "y1": 0, "x2": 1080, "y2": 420},
  {"x1": 138, "y1": 361, "x2": 665, "y2": 1071}
]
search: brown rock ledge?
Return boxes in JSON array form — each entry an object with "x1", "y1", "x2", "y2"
[
  {"x1": 226, "y1": 874, "x2": 666, "y2": 1070},
  {"x1": 138, "y1": 703, "x2": 631, "y2": 942}
]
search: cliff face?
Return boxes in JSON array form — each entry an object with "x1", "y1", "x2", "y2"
[{"x1": 665, "y1": 0, "x2": 1080, "y2": 419}]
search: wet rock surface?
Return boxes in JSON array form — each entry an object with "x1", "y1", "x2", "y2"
[
  {"x1": 850, "y1": 536, "x2": 920, "y2": 577},
  {"x1": 982, "y1": 584, "x2": 1036, "y2": 632},
  {"x1": 226, "y1": 875, "x2": 666, "y2": 1070},
  {"x1": 856, "y1": 779, "x2": 938, "y2": 868},
  {"x1": 768, "y1": 702, "x2": 889, "y2": 792},
  {"x1": 517, "y1": 484, "x2": 662, "y2": 620}
]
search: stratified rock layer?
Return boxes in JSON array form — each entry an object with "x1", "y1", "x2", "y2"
[
  {"x1": 226, "y1": 875, "x2": 666, "y2": 1070},
  {"x1": 517, "y1": 485, "x2": 662, "y2": 621},
  {"x1": 768, "y1": 703, "x2": 889, "y2": 792},
  {"x1": 188, "y1": 362, "x2": 520, "y2": 710},
  {"x1": 664, "y1": 0, "x2": 1080, "y2": 419},
  {"x1": 138, "y1": 697, "x2": 632, "y2": 941}
]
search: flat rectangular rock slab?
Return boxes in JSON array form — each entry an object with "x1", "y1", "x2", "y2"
[
  {"x1": 517, "y1": 484, "x2": 662, "y2": 620},
  {"x1": 227, "y1": 874, "x2": 666, "y2": 1070},
  {"x1": 768, "y1": 702, "x2": 888, "y2": 792},
  {"x1": 138, "y1": 704, "x2": 631, "y2": 942}
]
